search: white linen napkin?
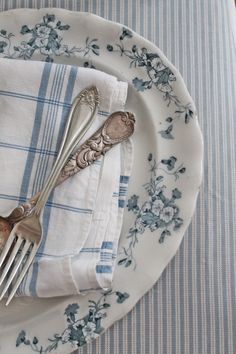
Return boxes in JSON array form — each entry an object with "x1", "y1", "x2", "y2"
[{"x1": 0, "y1": 58, "x2": 133, "y2": 297}]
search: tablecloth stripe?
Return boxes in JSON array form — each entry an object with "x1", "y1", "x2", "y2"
[{"x1": 0, "y1": 0, "x2": 235, "y2": 353}]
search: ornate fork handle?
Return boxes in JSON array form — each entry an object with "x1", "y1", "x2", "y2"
[
  {"x1": 59, "y1": 111, "x2": 135, "y2": 181},
  {"x1": 7, "y1": 111, "x2": 135, "y2": 225}
]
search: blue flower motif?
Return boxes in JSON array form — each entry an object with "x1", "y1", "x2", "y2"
[
  {"x1": 152, "y1": 199, "x2": 164, "y2": 216},
  {"x1": 116, "y1": 291, "x2": 130, "y2": 303},
  {"x1": 82, "y1": 322, "x2": 99, "y2": 343},
  {"x1": 16, "y1": 330, "x2": 26, "y2": 347},
  {"x1": 161, "y1": 156, "x2": 177, "y2": 170},
  {"x1": 16, "y1": 330, "x2": 30, "y2": 347},
  {"x1": 20, "y1": 25, "x2": 31, "y2": 34},
  {"x1": 159, "y1": 125, "x2": 174, "y2": 140},
  {"x1": 127, "y1": 194, "x2": 139, "y2": 212},
  {"x1": 120, "y1": 27, "x2": 133, "y2": 40},
  {"x1": 32, "y1": 337, "x2": 38, "y2": 345},
  {"x1": 159, "y1": 206, "x2": 175, "y2": 223},
  {"x1": 64, "y1": 303, "x2": 79, "y2": 322},
  {"x1": 173, "y1": 217, "x2": 183, "y2": 230},
  {"x1": 44, "y1": 14, "x2": 55, "y2": 23},
  {"x1": 172, "y1": 188, "x2": 182, "y2": 199},
  {"x1": 179, "y1": 167, "x2": 186, "y2": 174},
  {"x1": 107, "y1": 44, "x2": 113, "y2": 51},
  {"x1": 132, "y1": 77, "x2": 147, "y2": 92},
  {"x1": 159, "y1": 229, "x2": 171, "y2": 243}
]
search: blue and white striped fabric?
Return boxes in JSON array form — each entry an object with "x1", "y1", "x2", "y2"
[
  {"x1": 0, "y1": 1, "x2": 235, "y2": 354},
  {"x1": 0, "y1": 57, "x2": 132, "y2": 297}
]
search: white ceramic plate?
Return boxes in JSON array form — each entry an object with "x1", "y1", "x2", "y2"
[{"x1": 0, "y1": 9, "x2": 203, "y2": 354}]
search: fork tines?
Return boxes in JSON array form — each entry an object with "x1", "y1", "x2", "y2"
[{"x1": 0, "y1": 233, "x2": 36, "y2": 304}]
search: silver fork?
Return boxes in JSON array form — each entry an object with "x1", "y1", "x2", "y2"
[{"x1": 0, "y1": 85, "x2": 99, "y2": 305}]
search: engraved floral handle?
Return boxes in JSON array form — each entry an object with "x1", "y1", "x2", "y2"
[
  {"x1": 58, "y1": 111, "x2": 135, "y2": 182},
  {"x1": 7, "y1": 111, "x2": 135, "y2": 225}
]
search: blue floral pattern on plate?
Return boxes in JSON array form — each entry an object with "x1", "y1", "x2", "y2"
[
  {"x1": 16, "y1": 289, "x2": 129, "y2": 352},
  {"x1": 0, "y1": 12, "x2": 201, "y2": 353},
  {"x1": 107, "y1": 27, "x2": 195, "y2": 138},
  {"x1": 119, "y1": 153, "x2": 185, "y2": 269},
  {"x1": 0, "y1": 13, "x2": 99, "y2": 65}
]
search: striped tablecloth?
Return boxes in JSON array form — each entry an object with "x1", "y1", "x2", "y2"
[{"x1": 0, "y1": 1, "x2": 235, "y2": 354}]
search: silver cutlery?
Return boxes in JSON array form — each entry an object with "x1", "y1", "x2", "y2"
[{"x1": 0, "y1": 107, "x2": 135, "y2": 305}]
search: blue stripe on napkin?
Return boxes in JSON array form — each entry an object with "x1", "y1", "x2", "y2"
[
  {"x1": 0, "y1": 194, "x2": 92, "y2": 214},
  {"x1": 0, "y1": 90, "x2": 71, "y2": 109},
  {"x1": 17, "y1": 63, "x2": 52, "y2": 296},
  {"x1": 101, "y1": 241, "x2": 113, "y2": 249},
  {"x1": 19, "y1": 62, "x2": 52, "y2": 200},
  {"x1": 28, "y1": 65, "x2": 78, "y2": 296},
  {"x1": 118, "y1": 175, "x2": 129, "y2": 209},
  {"x1": 33, "y1": 64, "x2": 66, "y2": 193},
  {"x1": 95, "y1": 175, "x2": 130, "y2": 276},
  {"x1": 0, "y1": 90, "x2": 109, "y2": 117},
  {"x1": 0, "y1": 142, "x2": 58, "y2": 156},
  {"x1": 96, "y1": 265, "x2": 112, "y2": 273}
]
